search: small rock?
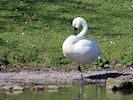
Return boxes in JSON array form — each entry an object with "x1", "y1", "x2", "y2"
[
  {"x1": 2, "y1": 85, "x2": 13, "y2": 91},
  {"x1": 115, "y1": 64, "x2": 122, "y2": 68},
  {"x1": 106, "y1": 78, "x2": 123, "y2": 90},
  {"x1": 5, "y1": 90, "x2": 23, "y2": 95},
  {"x1": 47, "y1": 85, "x2": 59, "y2": 90},
  {"x1": 47, "y1": 89, "x2": 58, "y2": 93},
  {"x1": 0, "y1": 86, "x2": 3, "y2": 90},
  {"x1": 2, "y1": 85, "x2": 23, "y2": 91},
  {"x1": 12, "y1": 85, "x2": 24, "y2": 91},
  {"x1": 32, "y1": 85, "x2": 44, "y2": 91},
  {"x1": 106, "y1": 76, "x2": 133, "y2": 92}
]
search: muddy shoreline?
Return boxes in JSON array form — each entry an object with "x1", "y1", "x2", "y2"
[{"x1": 0, "y1": 68, "x2": 133, "y2": 91}]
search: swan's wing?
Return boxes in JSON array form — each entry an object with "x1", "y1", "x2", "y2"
[
  {"x1": 72, "y1": 38, "x2": 101, "y2": 63},
  {"x1": 78, "y1": 38, "x2": 98, "y2": 47},
  {"x1": 74, "y1": 38, "x2": 100, "y2": 52}
]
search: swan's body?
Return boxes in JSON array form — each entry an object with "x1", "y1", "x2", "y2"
[
  {"x1": 62, "y1": 17, "x2": 101, "y2": 78},
  {"x1": 63, "y1": 36, "x2": 100, "y2": 64}
]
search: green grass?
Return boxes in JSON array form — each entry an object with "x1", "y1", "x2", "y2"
[{"x1": 0, "y1": 0, "x2": 133, "y2": 69}]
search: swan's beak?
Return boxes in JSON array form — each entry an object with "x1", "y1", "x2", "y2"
[{"x1": 73, "y1": 27, "x2": 78, "y2": 35}]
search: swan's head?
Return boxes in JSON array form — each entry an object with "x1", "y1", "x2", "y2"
[{"x1": 72, "y1": 17, "x2": 88, "y2": 35}]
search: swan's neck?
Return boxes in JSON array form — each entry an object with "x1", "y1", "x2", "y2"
[{"x1": 76, "y1": 23, "x2": 88, "y2": 39}]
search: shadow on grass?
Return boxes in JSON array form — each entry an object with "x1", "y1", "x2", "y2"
[{"x1": 87, "y1": 72, "x2": 130, "y2": 80}]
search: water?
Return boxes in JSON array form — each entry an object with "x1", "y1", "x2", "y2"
[{"x1": 0, "y1": 85, "x2": 133, "y2": 100}]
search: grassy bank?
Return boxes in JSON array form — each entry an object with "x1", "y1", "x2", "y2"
[{"x1": 0, "y1": 0, "x2": 133, "y2": 69}]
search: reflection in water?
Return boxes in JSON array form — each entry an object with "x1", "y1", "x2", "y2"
[
  {"x1": 47, "y1": 89, "x2": 58, "y2": 93},
  {"x1": 107, "y1": 90, "x2": 123, "y2": 100},
  {"x1": 76, "y1": 85, "x2": 84, "y2": 100},
  {"x1": 0, "y1": 85, "x2": 133, "y2": 100},
  {"x1": 76, "y1": 84, "x2": 133, "y2": 100},
  {"x1": 5, "y1": 90, "x2": 23, "y2": 96}
]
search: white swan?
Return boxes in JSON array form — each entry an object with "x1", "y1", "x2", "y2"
[{"x1": 62, "y1": 17, "x2": 101, "y2": 79}]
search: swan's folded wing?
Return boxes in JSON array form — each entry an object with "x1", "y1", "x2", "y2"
[{"x1": 72, "y1": 38, "x2": 101, "y2": 63}]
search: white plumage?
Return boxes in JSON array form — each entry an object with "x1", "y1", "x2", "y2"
[{"x1": 62, "y1": 17, "x2": 101, "y2": 78}]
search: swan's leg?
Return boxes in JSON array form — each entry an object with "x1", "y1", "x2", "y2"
[{"x1": 78, "y1": 65, "x2": 84, "y2": 79}]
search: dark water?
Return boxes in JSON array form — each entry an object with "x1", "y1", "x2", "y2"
[{"x1": 0, "y1": 85, "x2": 133, "y2": 100}]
